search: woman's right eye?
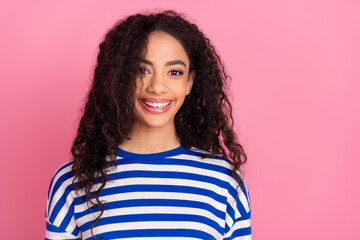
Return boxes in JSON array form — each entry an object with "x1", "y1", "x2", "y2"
[{"x1": 138, "y1": 67, "x2": 149, "y2": 74}]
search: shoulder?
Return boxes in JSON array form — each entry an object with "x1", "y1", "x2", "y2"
[
  {"x1": 48, "y1": 160, "x2": 75, "y2": 194},
  {"x1": 182, "y1": 146, "x2": 232, "y2": 167},
  {"x1": 45, "y1": 160, "x2": 82, "y2": 237},
  {"x1": 46, "y1": 160, "x2": 76, "y2": 220},
  {"x1": 180, "y1": 146, "x2": 248, "y2": 189},
  {"x1": 185, "y1": 146, "x2": 251, "y2": 214}
]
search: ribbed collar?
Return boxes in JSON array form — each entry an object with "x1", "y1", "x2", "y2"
[{"x1": 116, "y1": 145, "x2": 189, "y2": 160}]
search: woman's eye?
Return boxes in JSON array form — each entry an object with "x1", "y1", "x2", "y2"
[
  {"x1": 169, "y1": 70, "x2": 183, "y2": 76},
  {"x1": 138, "y1": 67, "x2": 149, "y2": 74}
]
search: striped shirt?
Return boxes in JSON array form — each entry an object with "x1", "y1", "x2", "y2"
[{"x1": 45, "y1": 145, "x2": 251, "y2": 240}]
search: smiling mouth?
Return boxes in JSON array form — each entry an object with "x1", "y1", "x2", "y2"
[{"x1": 141, "y1": 99, "x2": 172, "y2": 108}]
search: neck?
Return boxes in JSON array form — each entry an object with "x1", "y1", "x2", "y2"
[{"x1": 118, "y1": 121, "x2": 181, "y2": 154}]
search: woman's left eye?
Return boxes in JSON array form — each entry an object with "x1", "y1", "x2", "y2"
[{"x1": 169, "y1": 70, "x2": 183, "y2": 76}]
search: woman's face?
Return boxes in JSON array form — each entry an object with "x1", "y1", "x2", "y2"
[{"x1": 133, "y1": 31, "x2": 195, "y2": 132}]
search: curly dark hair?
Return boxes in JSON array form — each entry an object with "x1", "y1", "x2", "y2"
[{"x1": 71, "y1": 9, "x2": 247, "y2": 237}]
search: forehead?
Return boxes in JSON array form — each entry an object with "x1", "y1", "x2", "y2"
[{"x1": 142, "y1": 31, "x2": 189, "y2": 64}]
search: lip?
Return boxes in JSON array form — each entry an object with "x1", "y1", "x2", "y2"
[
  {"x1": 138, "y1": 98, "x2": 174, "y2": 114},
  {"x1": 140, "y1": 98, "x2": 173, "y2": 103}
]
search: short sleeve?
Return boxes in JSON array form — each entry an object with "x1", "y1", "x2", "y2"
[
  {"x1": 223, "y1": 171, "x2": 252, "y2": 240},
  {"x1": 45, "y1": 161, "x2": 81, "y2": 240}
]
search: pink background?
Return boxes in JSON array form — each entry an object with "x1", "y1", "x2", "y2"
[{"x1": 1, "y1": 0, "x2": 359, "y2": 239}]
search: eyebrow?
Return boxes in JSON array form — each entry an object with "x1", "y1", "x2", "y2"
[{"x1": 139, "y1": 58, "x2": 186, "y2": 68}]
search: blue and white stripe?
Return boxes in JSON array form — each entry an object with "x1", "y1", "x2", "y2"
[{"x1": 45, "y1": 146, "x2": 251, "y2": 240}]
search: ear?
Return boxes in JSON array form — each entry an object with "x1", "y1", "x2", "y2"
[{"x1": 186, "y1": 71, "x2": 195, "y2": 95}]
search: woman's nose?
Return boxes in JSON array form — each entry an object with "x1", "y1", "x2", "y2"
[{"x1": 147, "y1": 72, "x2": 168, "y2": 94}]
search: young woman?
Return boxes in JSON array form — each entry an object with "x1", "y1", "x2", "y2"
[{"x1": 45, "y1": 10, "x2": 251, "y2": 240}]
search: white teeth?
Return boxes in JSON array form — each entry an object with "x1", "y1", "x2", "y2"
[{"x1": 143, "y1": 100, "x2": 171, "y2": 108}]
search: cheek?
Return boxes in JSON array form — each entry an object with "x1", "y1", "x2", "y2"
[
  {"x1": 134, "y1": 85, "x2": 144, "y2": 99},
  {"x1": 174, "y1": 82, "x2": 189, "y2": 94},
  {"x1": 135, "y1": 78, "x2": 145, "y2": 94}
]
